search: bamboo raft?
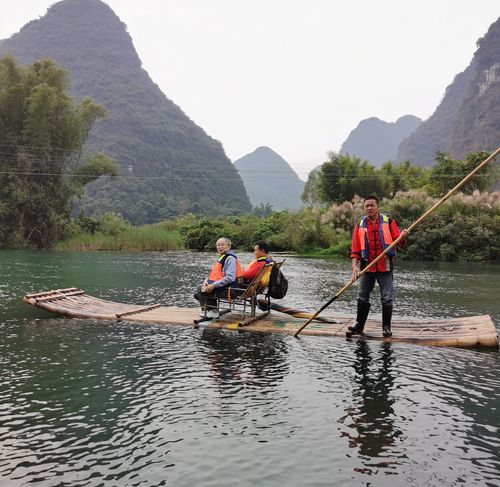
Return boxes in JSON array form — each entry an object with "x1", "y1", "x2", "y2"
[{"x1": 23, "y1": 288, "x2": 498, "y2": 349}]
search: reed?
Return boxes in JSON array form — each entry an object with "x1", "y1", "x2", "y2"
[{"x1": 56, "y1": 226, "x2": 184, "y2": 251}]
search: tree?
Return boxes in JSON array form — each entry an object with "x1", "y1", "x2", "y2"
[
  {"x1": 379, "y1": 160, "x2": 430, "y2": 196},
  {"x1": 428, "y1": 151, "x2": 495, "y2": 196},
  {"x1": 318, "y1": 152, "x2": 382, "y2": 204},
  {"x1": 301, "y1": 167, "x2": 323, "y2": 207},
  {"x1": 0, "y1": 56, "x2": 117, "y2": 248},
  {"x1": 253, "y1": 202, "x2": 274, "y2": 217}
]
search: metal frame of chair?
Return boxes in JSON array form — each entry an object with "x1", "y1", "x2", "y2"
[{"x1": 216, "y1": 261, "x2": 278, "y2": 321}]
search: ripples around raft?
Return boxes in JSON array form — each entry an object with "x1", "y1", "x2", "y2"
[
  {"x1": 1, "y1": 321, "x2": 499, "y2": 486},
  {"x1": 0, "y1": 251, "x2": 499, "y2": 486}
]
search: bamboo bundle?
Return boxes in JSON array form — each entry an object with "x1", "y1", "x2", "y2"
[{"x1": 23, "y1": 288, "x2": 498, "y2": 349}]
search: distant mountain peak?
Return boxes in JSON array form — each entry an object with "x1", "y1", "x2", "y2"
[
  {"x1": 340, "y1": 115, "x2": 421, "y2": 167},
  {"x1": 234, "y1": 147, "x2": 304, "y2": 210}
]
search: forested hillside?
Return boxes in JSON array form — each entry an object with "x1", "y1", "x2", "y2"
[
  {"x1": 397, "y1": 16, "x2": 500, "y2": 166},
  {"x1": 0, "y1": 0, "x2": 251, "y2": 223},
  {"x1": 448, "y1": 17, "x2": 500, "y2": 158},
  {"x1": 396, "y1": 64, "x2": 476, "y2": 166}
]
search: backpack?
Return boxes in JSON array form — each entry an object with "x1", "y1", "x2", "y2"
[{"x1": 268, "y1": 262, "x2": 288, "y2": 299}]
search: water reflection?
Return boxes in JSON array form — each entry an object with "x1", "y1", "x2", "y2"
[
  {"x1": 200, "y1": 329, "x2": 289, "y2": 390},
  {"x1": 341, "y1": 341, "x2": 403, "y2": 469}
]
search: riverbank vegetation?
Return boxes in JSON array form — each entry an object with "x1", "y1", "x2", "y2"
[
  {"x1": 55, "y1": 213, "x2": 183, "y2": 251},
  {"x1": 53, "y1": 189, "x2": 499, "y2": 262},
  {"x1": 0, "y1": 56, "x2": 117, "y2": 249},
  {"x1": 51, "y1": 149, "x2": 499, "y2": 262}
]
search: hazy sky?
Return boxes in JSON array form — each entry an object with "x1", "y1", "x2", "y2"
[{"x1": 0, "y1": 1, "x2": 498, "y2": 178}]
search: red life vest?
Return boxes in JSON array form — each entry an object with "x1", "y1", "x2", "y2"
[
  {"x1": 208, "y1": 252, "x2": 243, "y2": 286},
  {"x1": 243, "y1": 256, "x2": 273, "y2": 281},
  {"x1": 358, "y1": 214, "x2": 396, "y2": 260}
]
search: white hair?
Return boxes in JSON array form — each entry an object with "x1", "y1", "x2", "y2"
[{"x1": 217, "y1": 237, "x2": 231, "y2": 247}]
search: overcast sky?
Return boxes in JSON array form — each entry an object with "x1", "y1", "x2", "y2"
[{"x1": 0, "y1": 1, "x2": 498, "y2": 178}]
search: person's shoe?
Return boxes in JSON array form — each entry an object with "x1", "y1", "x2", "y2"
[
  {"x1": 199, "y1": 312, "x2": 207, "y2": 318},
  {"x1": 382, "y1": 304, "x2": 393, "y2": 338},
  {"x1": 347, "y1": 323, "x2": 365, "y2": 335},
  {"x1": 206, "y1": 310, "x2": 219, "y2": 319},
  {"x1": 346, "y1": 300, "x2": 371, "y2": 337}
]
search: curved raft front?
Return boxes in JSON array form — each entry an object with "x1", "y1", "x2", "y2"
[{"x1": 23, "y1": 288, "x2": 499, "y2": 349}]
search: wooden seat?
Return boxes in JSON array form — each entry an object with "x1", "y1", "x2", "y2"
[{"x1": 217, "y1": 261, "x2": 281, "y2": 319}]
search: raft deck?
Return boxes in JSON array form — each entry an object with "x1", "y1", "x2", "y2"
[{"x1": 23, "y1": 288, "x2": 499, "y2": 349}]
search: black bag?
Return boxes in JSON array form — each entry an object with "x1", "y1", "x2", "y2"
[{"x1": 268, "y1": 263, "x2": 288, "y2": 299}]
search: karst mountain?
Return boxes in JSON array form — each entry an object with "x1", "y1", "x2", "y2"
[{"x1": 0, "y1": 0, "x2": 251, "y2": 222}]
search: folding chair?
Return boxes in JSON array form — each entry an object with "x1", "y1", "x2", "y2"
[{"x1": 217, "y1": 260, "x2": 285, "y2": 326}]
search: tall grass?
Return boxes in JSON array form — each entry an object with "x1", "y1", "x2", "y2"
[{"x1": 56, "y1": 225, "x2": 184, "y2": 251}]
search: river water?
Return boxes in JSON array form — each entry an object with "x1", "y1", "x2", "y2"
[{"x1": 0, "y1": 251, "x2": 499, "y2": 486}]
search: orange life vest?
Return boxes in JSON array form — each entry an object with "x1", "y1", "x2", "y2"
[
  {"x1": 208, "y1": 251, "x2": 243, "y2": 286},
  {"x1": 358, "y1": 214, "x2": 395, "y2": 260}
]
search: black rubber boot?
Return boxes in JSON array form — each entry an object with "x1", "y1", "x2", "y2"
[
  {"x1": 347, "y1": 300, "x2": 371, "y2": 336},
  {"x1": 382, "y1": 304, "x2": 393, "y2": 338}
]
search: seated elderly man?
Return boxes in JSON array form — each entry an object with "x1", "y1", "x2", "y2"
[{"x1": 194, "y1": 237, "x2": 243, "y2": 319}]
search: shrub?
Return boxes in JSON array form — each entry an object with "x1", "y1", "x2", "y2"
[{"x1": 97, "y1": 212, "x2": 132, "y2": 236}]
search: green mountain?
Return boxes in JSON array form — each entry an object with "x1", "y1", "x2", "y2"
[
  {"x1": 0, "y1": 0, "x2": 251, "y2": 223},
  {"x1": 448, "y1": 17, "x2": 500, "y2": 158},
  {"x1": 339, "y1": 115, "x2": 421, "y2": 167},
  {"x1": 233, "y1": 147, "x2": 304, "y2": 210},
  {"x1": 397, "y1": 16, "x2": 500, "y2": 165}
]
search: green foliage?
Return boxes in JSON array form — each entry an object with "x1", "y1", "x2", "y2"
[
  {"x1": 318, "y1": 153, "x2": 381, "y2": 203},
  {"x1": 379, "y1": 160, "x2": 430, "y2": 195},
  {"x1": 313, "y1": 237, "x2": 352, "y2": 258},
  {"x1": 319, "y1": 190, "x2": 500, "y2": 262},
  {"x1": 57, "y1": 223, "x2": 183, "y2": 251},
  {"x1": 75, "y1": 212, "x2": 99, "y2": 234},
  {"x1": 428, "y1": 151, "x2": 495, "y2": 196},
  {"x1": 176, "y1": 209, "x2": 341, "y2": 253},
  {"x1": 183, "y1": 219, "x2": 227, "y2": 251},
  {"x1": 74, "y1": 153, "x2": 118, "y2": 187},
  {"x1": 60, "y1": 188, "x2": 500, "y2": 262},
  {"x1": 59, "y1": 214, "x2": 183, "y2": 251},
  {"x1": 384, "y1": 190, "x2": 500, "y2": 261},
  {"x1": 97, "y1": 212, "x2": 131, "y2": 236},
  {"x1": 177, "y1": 213, "x2": 260, "y2": 251},
  {"x1": 301, "y1": 168, "x2": 322, "y2": 206},
  {"x1": 306, "y1": 152, "x2": 431, "y2": 205},
  {"x1": 252, "y1": 203, "x2": 275, "y2": 217},
  {"x1": 0, "y1": 55, "x2": 117, "y2": 248}
]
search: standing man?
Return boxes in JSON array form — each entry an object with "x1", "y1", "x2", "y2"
[
  {"x1": 348, "y1": 196, "x2": 409, "y2": 338},
  {"x1": 195, "y1": 237, "x2": 243, "y2": 318}
]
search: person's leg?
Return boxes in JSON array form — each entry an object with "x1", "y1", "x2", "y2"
[
  {"x1": 377, "y1": 272, "x2": 394, "y2": 337},
  {"x1": 194, "y1": 285, "x2": 208, "y2": 311},
  {"x1": 194, "y1": 285, "x2": 223, "y2": 314},
  {"x1": 205, "y1": 287, "x2": 232, "y2": 317},
  {"x1": 348, "y1": 272, "x2": 375, "y2": 335},
  {"x1": 205, "y1": 295, "x2": 218, "y2": 310}
]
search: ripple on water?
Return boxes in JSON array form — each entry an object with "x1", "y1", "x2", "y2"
[{"x1": 1, "y1": 252, "x2": 499, "y2": 486}]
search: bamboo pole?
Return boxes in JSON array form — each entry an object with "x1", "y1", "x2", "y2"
[{"x1": 294, "y1": 147, "x2": 500, "y2": 337}]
